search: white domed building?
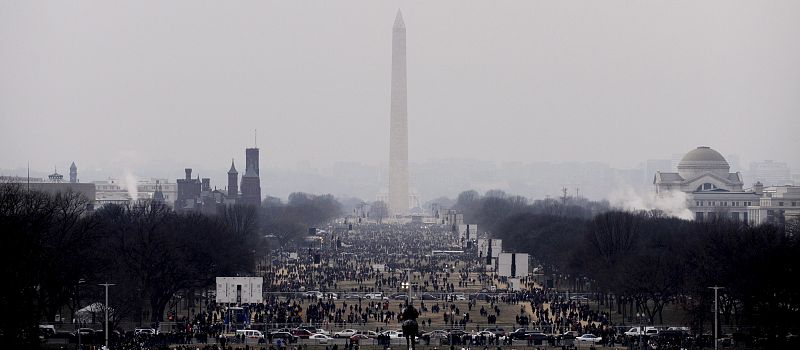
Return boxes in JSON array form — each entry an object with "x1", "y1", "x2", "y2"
[{"x1": 655, "y1": 146, "x2": 760, "y2": 222}]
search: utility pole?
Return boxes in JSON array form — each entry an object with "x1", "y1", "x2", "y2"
[
  {"x1": 709, "y1": 286, "x2": 724, "y2": 350},
  {"x1": 99, "y1": 283, "x2": 116, "y2": 349}
]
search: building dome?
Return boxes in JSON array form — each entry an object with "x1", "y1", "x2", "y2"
[{"x1": 677, "y1": 146, "x2": 730, "y2": 179}]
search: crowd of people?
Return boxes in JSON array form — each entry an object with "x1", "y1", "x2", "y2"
[{"x1": 66, "y1": 222, "x2": 638, "y2": 349}]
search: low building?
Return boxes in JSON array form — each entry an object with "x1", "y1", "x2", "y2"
[
  {"x1": 749, "y1": 185, "x2": 800, "y2": 226},
  {"x1": 1, "y1": 166, "x2": 96, "y2": 210}
]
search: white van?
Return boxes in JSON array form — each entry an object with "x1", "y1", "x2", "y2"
[
  {"x1": 644, "y1": 327, "x2": 659, "y2": 336},
  {"x1": 236, "y1": 329, "x2": 264, "y2": 339},
  {"x1": 364, "y1": 292, "x2": 383, "y2": 299},
  {"x1": 623, "y1": 327, "x2": 643, "y2": 336}
]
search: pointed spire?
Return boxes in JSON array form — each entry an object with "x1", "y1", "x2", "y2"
[
  {"x1": 228, "y1": 158, "x2": 238, "y2": 174},
  {"x1": 393, "y1": 9, "x2": 405, "y2": 29},
  {"x1": 70, "y1": 162, "x2": 77, "y2": 170}
]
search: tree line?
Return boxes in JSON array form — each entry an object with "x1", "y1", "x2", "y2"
[
  {"x1": 470, "y1": 190, "x2": 800, "y2": 342},
  {"x1": 0, "y1": 184, "x2": 342, "y2": 348}
]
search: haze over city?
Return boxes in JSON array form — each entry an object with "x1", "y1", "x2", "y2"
[
  {"x1": 3, "y1": 2, "x2": 800, "y2": 349},
  {"x1": 2, "y1": 0, "x2": 799, "y2": 201}
]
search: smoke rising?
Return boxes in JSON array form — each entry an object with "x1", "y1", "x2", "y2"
[
  {"x1": 124, "y1": 171, "x2": 139, "y2": 202},
  {"x1": 609, "y1": 186, "x2": 693, "y2": 220}
]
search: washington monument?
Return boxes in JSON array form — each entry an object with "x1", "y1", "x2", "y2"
[{"x1": 389, "y1": 10, "x2": 409, "y2": 216}]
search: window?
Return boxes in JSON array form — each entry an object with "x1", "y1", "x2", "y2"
[
  {"x1": 731, "y1": 212, "x2": 740, "y2": 221},
  {"x1": 743, "y1": 212, "x2": 748, "y2": 223},
  {"x1": 779, "y1": 202, "x2": 784, "y2": 206},
  {"x1": 696, "y1": 212, "x2": 705, "y2": 221},
  {"x1": 697, "y1": 183, "x2": 719, "y2": 191}
]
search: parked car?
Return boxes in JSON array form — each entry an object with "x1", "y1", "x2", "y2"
[
  {"x1": 236, "y1": 329, "x2": 264, "y2": 340},
  {"x1": 297, "y1": 325, "x2": 318, "y2": 333},
  {"x1": 422, "y1": 330, "x2": 449, "y2": 341},
  {"x1": 483, "y1": 327, "x2": 506, "y2": 337},
  {"x1": 381, "y1": 330, "x2": 403, "y2": 339},
  {"x1": 476, "y1": 331, "x2": 496, "y2": 339},
  {"x1": 356, "y1": 330, "x2": 378, "y2": 338},
  {"x1": 350, "y1": 334, "x2": 371, "y2": 342},
  {"x1": 334, "y1": 329, "x2": 358, "y2": 338},
  {"x1": 270, "y1": 332, "x2": 297, "y2": 343},
  {"x1": 134, "y1": 328, "x2": 156, "y2": 336},
  {"x1": 559, "y1": 331, "x2": 578, "y2": 340},
  {"x1": 304, "y1": 291, "x2": 323, "y2": 298},
  {"x1": 75, "y1": 328, "x2": 95, "y2": 336},
  {"x1": 448, "y1": 330, "x2": 468, "y2": 337},
  {"x1": 644, "y1": 328, "x2": 660, "y2": 336},
  {"x1": 624, "y1": 327, "x2": 643, "y2": 336},
  {"x1": 420, "y1": 293, "x2": 438, "y2": 300},
  {"x1": 509, "y1": 328, "x2": 531, "y2": 340},
  {"x1": 364, "y1": 292, "x2": 384, "y2": 299},
  {"x1": 576, "y1": 334, "x2": 603, "y2": 343},
  {"x1": 309, "y1": 334, "x2": 333, "y2": 344},
  {"x1": 526, "y1": 332, "x2": 548, "y2": 343},
  {"x1": 290, "y1": 329, "x2": 314, "y2": 339}
]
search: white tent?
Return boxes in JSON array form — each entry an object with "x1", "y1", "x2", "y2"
[{"x1": 75, "y1": 303, "x2": 114, "y2": 323}]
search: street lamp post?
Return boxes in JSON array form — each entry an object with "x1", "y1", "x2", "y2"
[
  {"x1": 709, "y1": 286, "x2": 724, "y2": 350},
  {"x1": 402, "y1": 281, "x2": 410, "y2": 306},
  {"x1": 99, "y1": 283, "x2": 115, "y2": 349}
]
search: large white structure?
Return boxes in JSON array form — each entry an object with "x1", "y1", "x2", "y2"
[
  {"x1": 498, "y1": 253, "x2": 529, "y2": 278},
  {"x1": 655, "y1": 146, "x2": 799, "y2": 225},
  {"x1": 215, "y1": 277, "x2": 263, "y2": 304},
  {"x1": 388, "y1": 10, "x2": 409, "y2": 216},
  {"x1": 458, "y1": 224, "x2": 478, "y2": 244},
  {"x1": 477, "y1": 239, "x2": 502, "y2": 266}
]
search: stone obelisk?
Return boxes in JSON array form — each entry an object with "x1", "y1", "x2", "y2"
[{"x1": 389, "y1": 10, "x2": 409, "y2": 216}]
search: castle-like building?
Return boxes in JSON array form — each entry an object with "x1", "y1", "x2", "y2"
[{"x1": 174, "y1": 146, "x2": 262, "y2": 212}]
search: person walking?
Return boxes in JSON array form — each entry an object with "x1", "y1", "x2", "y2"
[{"x1": 401, "y1": 303, "x2": 420, "y2": 350}]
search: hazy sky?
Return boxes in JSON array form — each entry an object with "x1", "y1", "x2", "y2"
[{"x1": 2, "y1": 1, "x2": 799, "y2": 180}]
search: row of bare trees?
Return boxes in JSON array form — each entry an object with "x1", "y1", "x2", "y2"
[
  {"x1": 0, "y1": 184, "x2": 288, "y2": 348},
  {"x1": 491, "y1": 206, "x2": 800, "y2": 343}
]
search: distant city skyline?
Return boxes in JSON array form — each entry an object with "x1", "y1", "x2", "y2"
[
  {"x1": 2, "y1": 1, "x2": 799, "y2": 201},
  {"x1": 3, "y1": 152, "x2": 796, "y2": 205}
]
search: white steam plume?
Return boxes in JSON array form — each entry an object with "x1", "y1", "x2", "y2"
[
  {"x1": 608, "y1": 186, "x2": 693, "y2": 220},
  {"x1": 124, "y1": 171, "x2": 139, "y2": 202}
]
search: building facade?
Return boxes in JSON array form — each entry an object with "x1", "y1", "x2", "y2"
[{"x1": 655, "y1": 146, "x2": 798, "y2": 226}]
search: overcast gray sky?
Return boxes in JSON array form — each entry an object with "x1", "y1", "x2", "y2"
[{"x1": 2, "y1": 1, "x2": 799, "y2": 179}]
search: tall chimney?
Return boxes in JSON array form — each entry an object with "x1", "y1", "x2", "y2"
[{"x1": 185, "y1": 168, "x2": 192, "y2": 180}]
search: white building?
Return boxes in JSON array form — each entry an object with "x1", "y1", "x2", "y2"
[
  {"x1": 94, "y1": 177, "x2": 176, "y2": 207},
  {"x1": 749, "y1": 185, "x2": 800, "y2": 226},
  {"x1": 655, "y1": 146, "x2": 799, "y2": 226}
]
